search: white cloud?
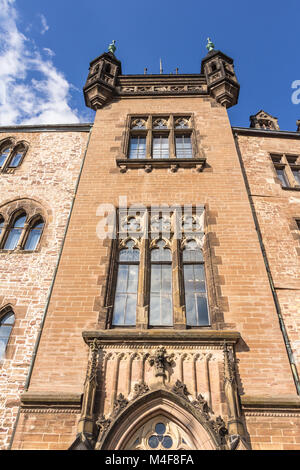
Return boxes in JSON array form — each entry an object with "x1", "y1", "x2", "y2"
[
  {"x1": 0, "y1": 0, "x2": 82, "y2": 125},
  {"x1": 39, "y1": 13, "x2": 49, "y2": 35},
  {"x1": 43, "y1": 47, "x2": 55, "y2": 57}
]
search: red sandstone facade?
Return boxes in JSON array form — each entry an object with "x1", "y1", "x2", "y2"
[{"x1": 1, "y1": 46, "x2": 300, "y2": 450}]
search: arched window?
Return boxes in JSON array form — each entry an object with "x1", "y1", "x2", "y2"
[
  {"x1": 8, "y1": 146, "x2": 25, "y2": 168},
  {"x1": 112, "y1": 240, "x2": 139, "y2": 326},
  {"x1": 0, "y1": 216, "x2": 4, "y2": 236},
  {"x1": 0, "y1": 147, "x2": 11, "y2": 168},
  {"x1": 24, "y1": 218, "x2": 44, "y2": 251},
  {"x1": 0, "y1": 309, "x2": 15, "y2": 360},
  {"x1": 3, "y1": 213, "x2": 26, "y2": 250},
  {"x1": 149, "y1": 240, "x2": 173, "y2": 326},
  {"x1": 182, "y1": 240, "x2": 209, "y2": 326}
]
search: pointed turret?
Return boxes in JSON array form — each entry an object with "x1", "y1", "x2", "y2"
[
  {"x1": 201, "y1": 38, "x2": 240, "y2": 108},
  {"x1": 83, "y1": 41, "x2": 122, "y2": 109}
]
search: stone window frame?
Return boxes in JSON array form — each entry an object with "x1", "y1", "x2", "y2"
[
  {"x1": 104, "y1": 206, "x2": 217, "y2": 330},
  {"x1": 0, "y1": 137, "x2": 29, "y2": 173},
  {"x1": 0, "y1": 202, "x2": 46, "y2": 253},
  {"x1": 116, "y1": 114, "x2": 206, "y2": 173},
  {"x1": 270, "y1": 153, "x2": 300, "y2": 190},
  {"x1": 0, "y1": 305, "x2": 15, "y2": 362}
]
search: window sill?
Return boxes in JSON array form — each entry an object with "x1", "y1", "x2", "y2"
[
  {"x1": 282, "y1": 186, "x2": 300, "y2": 191},
  {"x1": 116, "y1": 157, "x2": 206, "y2": 173}
]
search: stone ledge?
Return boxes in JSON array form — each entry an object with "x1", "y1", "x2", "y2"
[
  {"x1": 20, "y1": 391, "x2": 82, "y2": 409},
  {"x1": 82, "y1": 329, "x2": 241, "y2": 346},
  {"x1": 241, "y1": 395, "x2": 300, "y2": 409}
]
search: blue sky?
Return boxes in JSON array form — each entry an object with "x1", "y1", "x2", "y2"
[{"x1": 0, "y1": 0, "x2": 299, "y2": 130}]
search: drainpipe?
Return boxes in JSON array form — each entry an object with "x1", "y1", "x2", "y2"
[
  {"x1": 234, "y1": 134, "x2": 300, "y2": 395},
  {"x1": 8, "y1": 126, "x2": 93, "y2": 449}
]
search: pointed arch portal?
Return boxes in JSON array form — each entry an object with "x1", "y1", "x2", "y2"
[{"x1": 96, "y1": 389, "x2": 221, "y2": 450}]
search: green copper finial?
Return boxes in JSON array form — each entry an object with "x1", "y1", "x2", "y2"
[
  {"x1": 206, "y1": 37, "x2": 215, "y2": 52},
  {"x1": 108, "y1": 40, "x2": 116, "y2": 54}
]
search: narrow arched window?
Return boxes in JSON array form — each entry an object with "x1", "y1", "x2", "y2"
[
  {"x1": 24, "y1": 218, "x2": 44, "y2": 251},
  {"x1": 3, "y1": 213, "x2": 26, "y2": 250},
  {"x1": 0, "y1": 310, "x2": 15, "y2": 360},
  {"x1": 0, "y1": 147, "x2": 11, "y2": 168},
  {"x1": 112, "y1": 240, "x2": 139, "y2": 326},
  {"x1": 149, "y1": 240, "x2": 173, "y2": 326},
  {"x1": 0, "y1": 216, "x2": 4, "y2": 236},
  {"x1": 183, "y1": 240, "x2": 209, "y2": 326},
  {"x1": 8, "y1": 147, "x2": 25, "y2": 168}
]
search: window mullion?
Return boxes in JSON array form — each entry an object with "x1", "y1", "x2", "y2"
[
  {"x1": 169, "y1": 115, "x2": 175, "y2": 159},
  {"x1": 171, "y1": 237, "x2": 186, "y2": 329},
  {"x1": 136, "y1": 237, "x2": 149, "y2": 328},
  {"x1": 146, "y1": 116, "x2": 152, "y2": 159},
  {"x1": 282, "y1": 155, "x2": 295, "y2": 187}
]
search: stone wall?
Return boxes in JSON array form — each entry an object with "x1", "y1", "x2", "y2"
[{"x1": 0, "y1": 126, "x2": 90, "y2": 449}]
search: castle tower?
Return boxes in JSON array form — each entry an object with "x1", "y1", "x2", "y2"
[{"x1": 7, "y1": 40, "x2": 300, "y2": 452}]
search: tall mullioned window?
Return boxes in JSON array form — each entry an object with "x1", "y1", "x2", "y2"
[{"x1": 107, "y1": 208, "x2": 210, "y2": 328}]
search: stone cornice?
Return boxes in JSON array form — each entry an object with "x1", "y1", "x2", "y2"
[
  {"x1": 20, "y1": 391, "x2": 82, "y2": 410},
  {"x1": 0, "y1": 123, "x2": 93, "y2": 133},
  {"x1": 232, "y1": 127, "x2": 300, "y2": 139},
  {"x1": 241, "y1": 395, "x2": 300, "y2": 409},
  {"x1": 82, "y1": 329, "x2": 241, "y2": 346},
  {"x1": 116, "y1": 74, "x2": 208, "y2": 97}
]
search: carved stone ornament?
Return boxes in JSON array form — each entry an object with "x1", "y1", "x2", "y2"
[
  {"x1": 133, "y1": 382, "x2": 150, "y2": 399},
  {"x1": 112, "y1": 393, "x2": 129, "y2": 417},
  {"x1": 149, "y1": 347, "x2": 174, "y2": 378},
  {"x1": 172, "y1": 380, "x2": 189, "y2": 399},
  {"x1": 96, "y1": 415, "x2": 111, "y2": 434}
]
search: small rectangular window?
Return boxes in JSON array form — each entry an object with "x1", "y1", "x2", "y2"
[
  {"x1": 152, "y1": 135, "x2": 169, "y2": 159},
  {"x1": 175, "y1": 135, "x2": 192, "y2": 158},
  {"x1": 129, "y1": 136, "x2": 146, "y2": 159},
  {"x1": 276, "y1": 168, "x2": 289, "y2": 187}
]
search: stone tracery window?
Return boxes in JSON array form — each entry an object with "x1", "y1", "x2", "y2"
[
  {"x1": 117, "y1": 115, "x2": 205, "y2": 172},
  {"x1": 0, "y1": 210, "x2": 45, "y2": 252},
  {"x1": 124, "y1": 416, "x2": 194, "y2": 450},
  {"x1": 0, "y1": 139, "x2": 28, "y2": 172},
  {"x1": 107, "y1": 207, "x2": 210, "y2": 328}
]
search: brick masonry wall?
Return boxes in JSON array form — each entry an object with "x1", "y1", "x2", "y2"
[
  {"x1": 235, "y1": 133, "x2": 300, "y2": 372},
  {"x1": 12, "y1": 96, "x2": 299, "y2": 449},
  {"x1": 244, "y1": 413, "x2": 300, "y2": 450},
  {"x1": 11, "y1": 411, "x2": 80, "y2": 450},
  {"x1": 0, "y1": 129, "x2": 89, "y2": 449}
]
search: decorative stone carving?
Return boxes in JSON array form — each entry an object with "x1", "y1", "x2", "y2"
[
  {"x1": 112, "y1": 393, "x2": 129, "y2": 417},
  {"x1": 249, "y1": 110, "x2": 280, "y2": 131},
  {"x1": 149, "y1": 347, "x2": 174, "y2": 379},
  {"x1": 133, "y1": 382, "x2": 150, "y2": 399},
  {"x1": 172, "y1": 379, "x2": 189, "y2": 399}
]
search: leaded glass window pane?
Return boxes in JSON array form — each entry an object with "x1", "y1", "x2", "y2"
[
  {"x1": 183, "y1": 241, "x2": 209, "y2": 326},
  {"x1": 153, "y1": 135, "x2": 169, "y2": 159},
  {"x1": 0, "y1": 147, "x2": 10, "y2": 167},
  {"x1": 292, "y1": 169, "x2": 300, "y2": 185},
  {"x1": 129, "y1": 136, "x2": 146, "y2": 159},
  {"x1": 150, "y1": 241, "x2": 172, "y2": 326},
  {"x1": 276, "y1": 168, "x2": 288, "y2": 187},
  {"x1": 0, "y1": 311, "x2": 15, "y2": 360},
  {"x1": 24, "y1": 220, "x2": 44, "y2": 251},
  {"x1": 9, "y1": 152, "x2": 23, "y2": 168},
  {"x1": 112, "y1": 241, "x2": 139, "y2": 326},
  {"x1": 175, "y1": 135, "x2": 192, "y2": 158},
  {"x1": 4, "y1": 214, "x2": 26, "y2": 250}
]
